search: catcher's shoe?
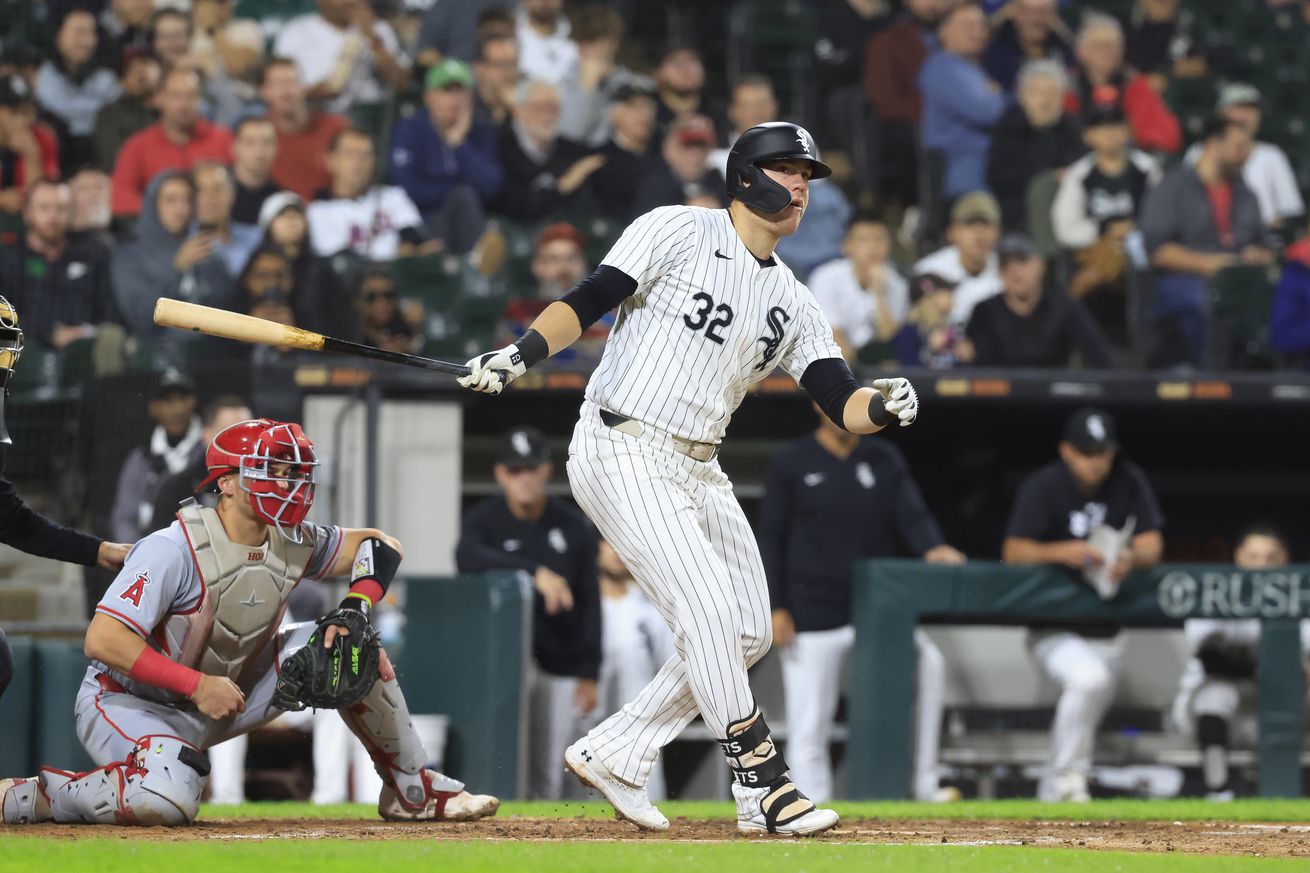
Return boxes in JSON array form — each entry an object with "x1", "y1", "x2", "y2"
[
  {"x1": 1, "y1": 776, "x2": 52, "y2": 825},
  {"x1": 564, "y1": 738, "x2": 668, "y2": 831},
  {"x1": 732, "y1": 780, "x2": 839, "y2": 836},
  {"x1": 378, "y1": 770, "x2": 499, "y2": 822}
]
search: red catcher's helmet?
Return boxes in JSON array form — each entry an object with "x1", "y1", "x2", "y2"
[{"x1": 198, "y1": 418, "x2": 318, "y2": 540}]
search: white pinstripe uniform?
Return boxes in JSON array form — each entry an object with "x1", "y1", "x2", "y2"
[{"x1": 565, "y1": 204, "x2": 845, "y2": 787}]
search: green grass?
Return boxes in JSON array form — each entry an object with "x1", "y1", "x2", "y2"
[
  {"x1": 0, "y1": 839, "x2": 1302, "y2": 873},
  {"x1": 200, "y1": 797, "x2": 1310, "y2": 823}
]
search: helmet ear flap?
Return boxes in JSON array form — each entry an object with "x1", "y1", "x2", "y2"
[{"x1": 732, "y1": 163, "x2": 793, "y2": 214}]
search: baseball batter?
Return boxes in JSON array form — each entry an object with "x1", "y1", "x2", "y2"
[
  {"x1": 459, "y1": 122, "x2": 920, "y2": 835},
  {"x1": 0, "y1": 418, "x2": 497, "y2": 826}
]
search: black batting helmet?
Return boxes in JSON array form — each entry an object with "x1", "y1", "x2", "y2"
[{"x1": 725, "y1": 122, "x2": 831, "y2": 213}]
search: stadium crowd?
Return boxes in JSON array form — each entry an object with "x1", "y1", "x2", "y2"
[
  {"x1": 0, "y1": 0, "x2": 1309, "y2": 381},
  {"x1": 1, "y1": 0, "x2": 1308, "y2": 804}
]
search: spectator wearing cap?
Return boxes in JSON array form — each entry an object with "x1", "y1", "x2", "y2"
[
  {"x1": 709, "y1": 75, "x2": 779, "y2": 183},
  {"x1": 110, "y1": 66, "x2": 234, "y2": 219},
  {"x1": 1003, "y1": 407, "x2": 1164, "y2": 802},
  {"x1": 95, "y1": 0, "x2": 153, "y2": 74},
  {"x1": 230, "y1": 117, "x2": 279, "y2": 226},
  {"x1": 893, "y1": 271, "x2": 975, "y2": 368},
  {"x1": 35, "y1": 9, "x2": 121, "y2": 173},
  {"x1": 110, "y1": 170, "x2": 233, "y2": 345},
  {"x1": 981, "y1": 0, "x2": 1073, "y2": 92},
  {"x1": 557, "y1": 5, "x2": 648, "y2": 148},
  {"x1": 651, "y1": 45, "x2": 724, "y2": 141},
  {"x1": 588, "y1": 83, "x2": 660, "y2": 223},
  {"x1": 965, "y1": 233, "x2": 1115, "y2": 368},
  {"x1": 1183, "y1": 84, "x2": 1304, "y2": 231},
  {"x1": 0, "y1": 76, "x2": 59, "y2": 213},
  {"x1": 390, "y1": 59, "x2": 503, "y2": 254},
  {"x1": 515, "y1": 0, "x2": 579, "y2": 86},
  {"x1": 632, "y1": 114, "x2": 723, "y2": 217},
  {"x1": 913, "y1": 191, "x2": 1003, "y2": 325},
  {"x1": 353, "y1": 265, "x2": 423, "y2": 355},
  {"x1": 91, "y1": 48, "x2": 159, "y2": 173},
  {"x1": 110, "y1": 369, "x2": 204, "y2": 543},
  {"x1": 309, "y1": 128, "x2": 433, "y2": 261},
  {"x1": 1065, "y1": 13, "x2": 1180, "y2": 154},
  {"x1": 492, "y1": 79, "x2": 600, "y2": 223},
  {"x1": 810, "y1": 214, "x2": 909, "y2": 362},
  {"x1": 1054, "y1": 102, "x2": 1160, "y2": 340},
  {"x1": 865, "y1": 0, "x2": 949, "y2": 207},
  {"x1": 273, "y1": 0, "x2": 411, "y2": 115},
  {"x1": 1139, "y1": 118, "x2": 1272, "y2": 367},
  {"x1": 497, "y1": 222, "x2": 609, "y2": 365},
  {"x1": 919, "y1": 3, "x2": 1007, "y2": 201},
  {"x1": 0, "y1": 179, "x2": 117, "y2": 350},
  {"x1": 257, "y1": 190, "x2": 351, "y2": 337},
  {"x1": 259, "y1": 58, "x2": 349, "y2": 202},
  {"x1": 417, "y1": 0, "x2": 508, "y2": 68},
  {"x1": 986, "y1": 59, "x2": 1084, "y2": 232},
  {"x1": 456, "y1": 427, "x2": 601, "y2": 799},
  {"x1": 472, "y1": 28, "x2": 522, "y2": 130}
]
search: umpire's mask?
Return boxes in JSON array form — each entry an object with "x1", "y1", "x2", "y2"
[{"x1": 0, "y1": 296, "x2": 24, "y2": 391}]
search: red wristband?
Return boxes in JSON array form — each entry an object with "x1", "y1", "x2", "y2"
[
  {"x1": 129, "y1": 647, "x2": 202, "y2": 698},
  {"x1": 347, "y1": 579, "x2": 385, "y2": 607}
]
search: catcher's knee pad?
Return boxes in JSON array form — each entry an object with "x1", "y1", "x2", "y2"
[
  {"x1": 718, "y1": 707, "x2": 789, "y2": 788},
  {"x1": 48, "y1": 736, "x2": 209, "y2": 826}
]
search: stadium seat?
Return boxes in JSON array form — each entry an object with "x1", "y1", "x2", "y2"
[{"x1": 1208, "y1": 264, "x2": 1279, "y2": 369}]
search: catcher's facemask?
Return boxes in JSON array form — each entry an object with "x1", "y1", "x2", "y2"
[{"x1": 200, "y1": 419, "x2": 319, "y2": 541}]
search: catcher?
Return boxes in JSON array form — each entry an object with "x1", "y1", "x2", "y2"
[{"x1": 1, "y1": 418, "x2": 498, "y2": 826}]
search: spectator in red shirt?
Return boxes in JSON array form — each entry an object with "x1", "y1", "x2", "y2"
[
  {"x1": 110, "y1": 67, "x2": 234, "y2": 218},
  {"x1": 864, "y1": 0, "x2": 950, "y2": 207},
  {"x1": 260, "y1": 57, "x2": 349, "y2": 201},
  {"x1": 1065, "y1": 13, "x2": 1180, "y2": 154},
  {"x1": 0, "y1": 75, "x2": 59, "y2": 215}
]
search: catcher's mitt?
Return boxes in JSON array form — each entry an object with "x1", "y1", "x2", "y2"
[{"x1": 272, "y1": 606, "x2": 381, "y2": 711}]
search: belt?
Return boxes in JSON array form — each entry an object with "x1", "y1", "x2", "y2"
[{"x1": 598, "y1": 409, "x2": 718, "y2": 462}]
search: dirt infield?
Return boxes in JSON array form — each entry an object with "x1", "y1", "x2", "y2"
[{"x1": 17, "y1": 816, "x2": 1310, "y2": 857}]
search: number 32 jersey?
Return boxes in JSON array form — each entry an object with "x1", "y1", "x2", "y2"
[{"x1": 588, "y1": 205, "x2": 843, "y2": 445}]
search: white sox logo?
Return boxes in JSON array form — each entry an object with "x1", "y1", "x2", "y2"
[
  {"x1": 795, "y1": 128, "x2": 812, "y2": 155},
  {"x1": 754, "y1": 307, "x2": 790, "y2": 370}
]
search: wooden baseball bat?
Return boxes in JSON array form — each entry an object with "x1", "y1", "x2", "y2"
[{"x1": 153, "y1": 298, "x2": 472, "y2": 377}]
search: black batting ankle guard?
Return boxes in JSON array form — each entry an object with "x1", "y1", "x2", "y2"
[{"x1": 719, "y1": 708, "x2": 789, "y2": 788}]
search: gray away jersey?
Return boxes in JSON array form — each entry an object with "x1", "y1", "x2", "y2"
[
  {"x1": 589, "y1": 206, "x2": 843, "y2": 444},
  {"x1": 92, "y1": 520, "x2": 344, "y2": 701}
]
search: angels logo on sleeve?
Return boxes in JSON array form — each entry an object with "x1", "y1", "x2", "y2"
[{"x1": 118, "y1": 572, "x2": 150, "y2": 608}]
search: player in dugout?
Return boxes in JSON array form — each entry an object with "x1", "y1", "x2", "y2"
[
  {"x1": 758, "y1": 403, "x2": 966, "y2": 803},
  {"x1": 0, "y1": 296, "x2": 131, "y2": 701},
  {"x1": 1003, "y1": 407, "x2": 1164, "y2": 802},
  {"x1": 455, "y1": 426, "x2": 602, "y2": 799},
  {"x1": 1, "y1": 418, "x2": 498, "y2": 825}
]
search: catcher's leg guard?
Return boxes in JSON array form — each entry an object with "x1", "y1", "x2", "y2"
[
  {"x1": 41, "y1": 736, "x2": 209, "y2": 826},
  {"x1": 340, "y1": 655, "x2": 498, "y2": 821}
]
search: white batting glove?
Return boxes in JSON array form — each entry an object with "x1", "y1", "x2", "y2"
[
  {"x1": 872, "y1": 377, "x2": 918, "y2": 427},
  {"x1": 457, "y1": 344, "x2": 527, "y2": 395}
]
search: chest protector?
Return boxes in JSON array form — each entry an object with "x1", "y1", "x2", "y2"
[{"x1": 174, "y1": 502, "x2": 313, "y2": 681}]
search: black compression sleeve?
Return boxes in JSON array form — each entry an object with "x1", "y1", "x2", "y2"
[
  {"x1": 561, "y1": 265, "x2": 638, "y2": 329},
  {"x1": 799, "y1": 358, "x2": 861, "y2": 431}
]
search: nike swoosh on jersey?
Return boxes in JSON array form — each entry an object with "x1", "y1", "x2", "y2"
[{"x1": 714, "y1": 249, "x2": 733, "y2": 260}]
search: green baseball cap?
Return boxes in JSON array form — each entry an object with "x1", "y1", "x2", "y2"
[{"x1": 425, "y1": 58, "x2": 473, "y2": 91}]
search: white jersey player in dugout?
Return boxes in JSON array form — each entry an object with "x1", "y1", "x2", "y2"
[{"x1": 460, "y1": 122, "x2": 920, "y2": 836}]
